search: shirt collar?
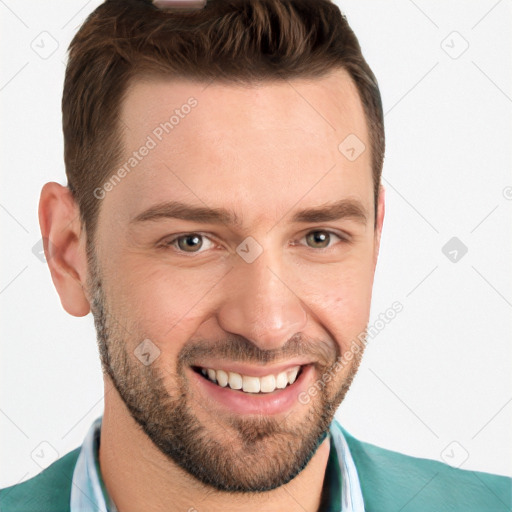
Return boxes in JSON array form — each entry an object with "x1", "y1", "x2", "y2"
[
  {"x1": 70, "y1": 416, "x2": 365, "y2": 512},
  {"x1": 70, "y1": 416, "x2": 118, "y2": 512}
]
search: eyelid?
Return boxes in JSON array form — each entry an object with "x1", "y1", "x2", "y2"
[
  {"x1": 294, "y1": 229, "x2": 351, "y2": 249},
  {"x1": 159, "y1": 232, "x2": 217, "y2": 254},
  {"x1": 308, "y1": 228, "x2": 351, "y2": 241}
]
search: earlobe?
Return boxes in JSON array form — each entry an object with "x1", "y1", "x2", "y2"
[{"x1": 38, "y1": 182, "x2": 91, "y2": 317}]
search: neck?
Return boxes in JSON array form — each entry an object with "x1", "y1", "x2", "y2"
[{"x1": 99, "y1": 380, "x2": 331, "y2": 512}]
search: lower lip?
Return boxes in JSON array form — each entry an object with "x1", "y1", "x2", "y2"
[{"x1": 189, "y1": 364, "x2": 314, "y2": 415}]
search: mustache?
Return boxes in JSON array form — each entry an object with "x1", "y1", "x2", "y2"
[{"x1": 178, "y1": 332, "x2": 338, "y2": 369}]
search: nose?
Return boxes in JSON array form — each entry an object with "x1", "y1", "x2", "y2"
[{"x1": 216, "y1": 250, "x2": 308, "y2": 351}]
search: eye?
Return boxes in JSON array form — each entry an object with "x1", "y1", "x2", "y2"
[
  {"x1": 300, "y1": 230, "x2": 348, "y2": 250},
  {"x1": 160, "y1": 229, "x2": 349, "y2": 255},
  {"x1": 161, "y1": 233, "x2": 215, "y2": 254}
]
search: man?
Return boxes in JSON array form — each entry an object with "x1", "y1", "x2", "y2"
[{"x1": 1, "y1": 0, "x2": 510, "y2": 510}]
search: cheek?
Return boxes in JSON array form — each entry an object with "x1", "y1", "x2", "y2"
[
  {"x1": 296, "y1": 257, "x2": 375, "y2": 350},
  {"x1": 105, "y1": 238, "x2": 375, "y2": 354},
  {"x1": 109, "y1": 256, "x2": 227, "y2": 342}
]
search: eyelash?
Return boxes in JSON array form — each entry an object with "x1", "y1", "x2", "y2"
[{"x1": 159, "y1": 230, "x2": 350, "y2": 255}]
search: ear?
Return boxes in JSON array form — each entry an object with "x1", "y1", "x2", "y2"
[
  {"x1": 373, "y1": 184, "x2": 385, "y2": 269},
  {"x1": 38, "y1": 182, "x2": 91, "y2": 317}
]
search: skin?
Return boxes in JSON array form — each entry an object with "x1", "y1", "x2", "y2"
[{"x1": 39, "y1": 67, "x2": 385, "y2": 511}]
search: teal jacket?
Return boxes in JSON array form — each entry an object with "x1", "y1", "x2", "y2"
[{"x1": 1, "y1": 424, "x2": 510, "y2": 511}]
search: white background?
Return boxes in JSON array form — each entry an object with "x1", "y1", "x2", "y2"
[{"x1": 1, "y1": 0, "x2": 511, "y2": 488}]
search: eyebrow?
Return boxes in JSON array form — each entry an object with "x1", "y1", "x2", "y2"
[{"x1": 130, "y1": 198, "x2": 368, "y2": 227}]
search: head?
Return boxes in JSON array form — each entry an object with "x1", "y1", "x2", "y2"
[{"x1": 40, "y1": 0, "x2": 385, "y2": 493}]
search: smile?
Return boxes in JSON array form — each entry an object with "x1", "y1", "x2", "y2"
[
  {"x1": 194, "y1": 366, "x2": 302, "y2": 394},
  {"x1": 189, "y1": 361, "x2": 314, "y2": 415}
]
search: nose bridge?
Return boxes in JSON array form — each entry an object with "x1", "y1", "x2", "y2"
[{"x1": 217, "y1": 250, "x2": 308, "y2": 350}]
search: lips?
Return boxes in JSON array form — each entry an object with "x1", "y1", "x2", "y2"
[
  {"x1": 196, "y1": 366, "x2": 302, "y2": 393},
  {"x1": 190, "y1": 362, "x2": 314, "y2": 415}
]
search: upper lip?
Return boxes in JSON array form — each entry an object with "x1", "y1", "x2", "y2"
[{"x1": 192, "y1": 358, "x2": 312, "y2": 377}]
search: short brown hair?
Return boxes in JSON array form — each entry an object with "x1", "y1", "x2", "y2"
[{"x1": 62, "y1": 0, "x2": 384, "y2": 246}]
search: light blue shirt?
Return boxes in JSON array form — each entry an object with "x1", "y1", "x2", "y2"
[{"x1": 70, "y1": 416, "x2": 365, "y2": 511}]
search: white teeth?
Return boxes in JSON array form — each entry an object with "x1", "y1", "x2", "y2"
[
  {"x1": 216, "y1": 369, "x2": 229, "y2": 387},
  {"x1": 287, "y1": 367, "x2": 299, "y2": 384},
  {"x1": 200, "y1": 366, "x2": 301, "y2": 394},
  {"x1": 275, "y1": 372, "x2": 288, "y2": 389},
  {"x1": 260, "y1": 374, "x2": 276, "y2": 393},
  {"x1": 242, "y1": 376, "x2": 260, "y2": 393},
  {"x1": 228, "y1": 372, "x2": 243, "y2": 390}
]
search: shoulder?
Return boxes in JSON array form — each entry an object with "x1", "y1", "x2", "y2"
[
  {"x1": 334, "y1": 420, "x2": 512, "y2": 512},
  {"x1": 0, "y1": 447, "x2": 81, "y2": 512}
]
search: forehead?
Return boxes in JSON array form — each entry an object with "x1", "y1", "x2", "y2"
[{"x1": 109, "y1": 69, "x2": 372, "y2": 227}]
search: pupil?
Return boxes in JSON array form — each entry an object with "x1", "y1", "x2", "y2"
[
  {"x1": 179, "y1": 235, "x2": 202, "y2": 252},
  {"x1": 308, "y1": 231, "x2": 329, "y2": 248}
]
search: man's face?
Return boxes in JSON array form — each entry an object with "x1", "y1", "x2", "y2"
[{"x1": 87, "y1": 68, "x2": 383, "y2": 492}]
